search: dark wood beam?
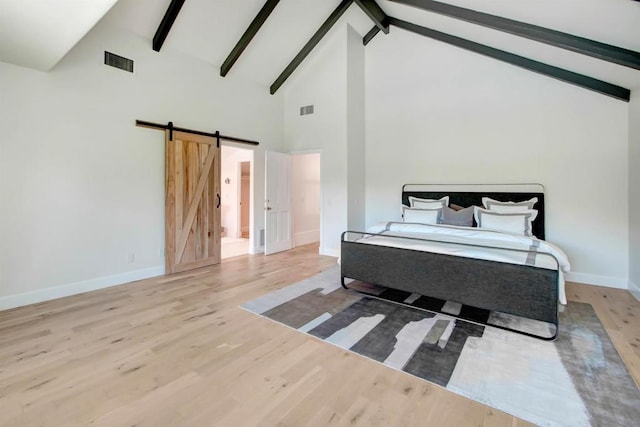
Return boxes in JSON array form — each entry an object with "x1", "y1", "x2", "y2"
[
  {"x1": 389, "y1": 18, "x2": 630, "y2": 102},
  {"x1": 220, "y1": 0, "x2": 281, "y2": 77},
  {"x1": 270, "y1": 0, "x2": 353, "y2": 95},
  {"x1": 363, "y1": 25, "x2": 382, "y2": 45},
  {"x1": 354, "y1": 0, "x2": 389, "y2": 34},
  {"x1": 389, "y1": 0, "x2": 640, "y2": 70},
  {"x1": 153, "y1": 0, "x2": 186, "y2": 52}
]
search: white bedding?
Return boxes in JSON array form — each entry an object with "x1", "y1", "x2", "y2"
[{"x1": 357, "y1": 222, "x2": 571, "y2": 304}]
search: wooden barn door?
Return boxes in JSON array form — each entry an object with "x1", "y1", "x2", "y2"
[{"x1": 165, "y1": 130, "x2": 221, "y2": 274}]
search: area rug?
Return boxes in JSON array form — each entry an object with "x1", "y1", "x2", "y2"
[{"x1": 241, "y1": 267, "x2": 640, "y2": 427}]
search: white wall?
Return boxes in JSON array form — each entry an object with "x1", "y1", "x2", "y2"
[
  {"x1": 346, "y1": 25, "x2": 366, "y2": 231},
  {"x1": 364, "y1": 28, "x2": 630, "y2": 288},
  {"x1": 283, "y1": 25, "x2": 349, "y2": 257},
  {"x1": 292, "y1": 153, "x2": 320, "y2": 246},
  {"x1": 630, "y1": 91, "x2": 640, "y2": 300},
  {"x1": 221, "y1": 146, "x2": 252, "y2": 239},
  {"x1": 0, "y1": 17, "x2": 283, "y2": 308}
]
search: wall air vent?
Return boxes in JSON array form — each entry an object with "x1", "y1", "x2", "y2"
[
  {"x1": 300, "y1": 105, "x2": 314, "y2": 116},
  {"x1": 104, "y1": 51, "x2": 134, "y2": 73}
]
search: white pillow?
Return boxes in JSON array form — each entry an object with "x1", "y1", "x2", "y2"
[
  {"x1": 482, "y1": 197, "x2": 538, "y2": 213},
  {"x1": 474, "y1": 207, "x2": 538, "y2": 236},
  {"x1": 402, "y1": 206, "x2": 442, "y2": 225},
  {"x1": 408, "y1": 196, "x2": 449, "y2": 209}
]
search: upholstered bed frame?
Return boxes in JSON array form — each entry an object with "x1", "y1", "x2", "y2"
[{"x1": 340, "y1": 184, "x2": 559, "y2": 340}]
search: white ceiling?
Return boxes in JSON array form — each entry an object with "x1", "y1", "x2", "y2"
[
  {"x1": 1, "y1": 0, "x2": 639, "y2": 90},
  {"x1": 103, "y1": 0, "x2": 373, "y2": 87},
  {"x1": 380, "y1": 0, "x2": 640, "y2": 90},
  {"x1": 0, "y1": 0, "x2": 120, "y2": 71},
  {"x1": 386, "y1": 0, "x2": 640, "y2": 52}
]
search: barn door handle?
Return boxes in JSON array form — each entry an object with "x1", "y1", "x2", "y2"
[{"x1": 216, "y1": 193, "x2": 220, "y2": 208}]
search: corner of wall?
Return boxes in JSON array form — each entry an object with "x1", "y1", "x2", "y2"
[
  {"x1": 629, "y1": 90, "x2": 640, "y2": 300},
  {"x1": 320, "y1": 246, "x2": 341, "y2": 258},
  {"x1": 630, "y1": 280, "x2": 640, "y2": 302}
]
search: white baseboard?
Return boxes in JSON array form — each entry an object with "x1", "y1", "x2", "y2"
[
  {"x1": 630, "y1": 279, "x2": 640, "y2": 302},
  {"x1": 294, "y1": 229, "x2": 320, "y2": 247},
  {"x1": 0, "y1": 265, "x2": 165, "y2": 311},
  {"x1": 6, "y1": 263, "x2": 628, "y2": 311},
  {"x1": 320, "y1": 245, "x2": 340, "y2": 258},
  {"x1": 564, "y1": 272, "x2": 628, "y2": 289}
]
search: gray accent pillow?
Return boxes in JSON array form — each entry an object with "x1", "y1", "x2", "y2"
[{"x1": 440, "y1": 206, "x2": 474, "y2": 227}]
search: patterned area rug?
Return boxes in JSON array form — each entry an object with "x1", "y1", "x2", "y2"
[{"x1": 241, "y1": 267, "x2": 640, "y2": 427}]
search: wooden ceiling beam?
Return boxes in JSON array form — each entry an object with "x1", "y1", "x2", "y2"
[
  {"x1": 389, "y1": 0, "x2": 640, "y2": 70},
  {"x1": 220, "y1": 0, "x2": 281, "y2": 77},
  {"x1": 270, "y1": 0, "x2": 353, "y2": 95},
  {"x1": 152, "y1": 0, "x2": 186, "y2": 52},
  {"x1": 363, "y1": 25, "x2": 382, "y2": 45},
  {"x1": 389, "y1": 18, "x2": 630, "y2": 102},
  {"x1": 354, "y1": 0, "x2": 390, "y2": 34}
]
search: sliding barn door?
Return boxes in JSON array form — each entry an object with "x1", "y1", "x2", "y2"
[{"x1": 165, "y1": 130, "x2": 221, "y2": 274}]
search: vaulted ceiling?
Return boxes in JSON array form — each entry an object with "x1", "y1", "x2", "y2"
[
  {"x1": 103, "y1": 0, "x2": 374, "y2": 88},
  {"x1": 1, "y1": 0, "x2": 639, "y2": 97},
  {"x1": 0, "y1": 0, "x2": 120, "y2": 71}
]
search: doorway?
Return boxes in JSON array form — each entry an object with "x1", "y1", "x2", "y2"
[
  {"x1": 221, "y1": 145, "x2": 253, "y2": 259},
  {"x1": 263, "y1": 151, "x2": 321, "y2": 255},
  {"x1": 292, "y1": 153, "x2": 321, "y2": 249},
  {"x1": 239, "y1": 161, "x2": 250, "y2": 239}
]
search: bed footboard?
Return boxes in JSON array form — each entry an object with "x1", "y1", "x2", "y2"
[{"x1": 340, "y1": 231, "x2": 559, "y2": 339}]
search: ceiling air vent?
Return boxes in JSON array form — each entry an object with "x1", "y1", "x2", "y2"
[
  {"x1": 104, "y1": 51, "x2": 134, "y2": 73},
  {"x1": 300, "y1": 105, "x2": 314, "y2": 116}
]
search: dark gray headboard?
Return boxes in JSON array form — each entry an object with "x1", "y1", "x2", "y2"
[{"x1": 402, "y1": 184, "x2": 546, "y2": 239}]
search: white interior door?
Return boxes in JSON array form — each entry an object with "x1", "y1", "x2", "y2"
[{"x1": 265, "y1": 151, "x2": 292, "y2": 255}]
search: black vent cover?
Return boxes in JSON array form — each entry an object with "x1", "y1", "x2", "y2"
[
  {"x1": 300, "y1": 105, "x2": 314, "y2": 116},
  {"x1": 104, "y1": 51, "x2": 134, "y2": 73}
]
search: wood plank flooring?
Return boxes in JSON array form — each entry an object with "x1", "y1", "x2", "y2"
[{"x1": 0, "y1": 244, "x2": 638, "y2": 426}]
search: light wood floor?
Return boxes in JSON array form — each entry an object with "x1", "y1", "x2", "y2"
[
  {"x1": 1, "y1": 244, "x2": 638, "y2": 426},
  {"x1": 221, "y1": 237, "x2": 249, "y2": 259}
]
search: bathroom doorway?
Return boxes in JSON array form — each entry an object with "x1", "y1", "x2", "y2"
[{"x1": 221, "y1": 145, "x2": 252, "y2": 259}]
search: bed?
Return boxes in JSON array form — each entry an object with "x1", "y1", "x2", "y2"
[{"x1": 340, "y1": 184, "x2": 571, "y2": 340}]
